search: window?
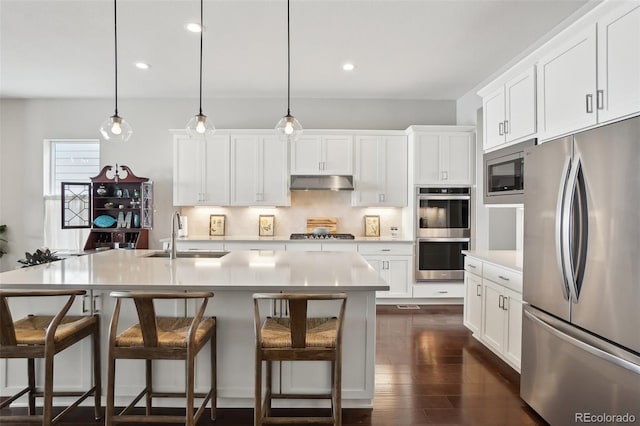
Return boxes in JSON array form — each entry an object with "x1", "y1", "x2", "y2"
[
  {"x1": 44, "y1": 140, "x2": 100, "y2": 196},
  {"x1": 43, "y1": 139, "x2": 100, "y2": 251}
]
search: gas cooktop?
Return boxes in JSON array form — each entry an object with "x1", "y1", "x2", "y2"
[{"x1": 289, "y1": 233, "x2": 355, "y2": 240}]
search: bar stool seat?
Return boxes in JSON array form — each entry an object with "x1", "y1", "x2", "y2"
[
  {"x1": 0, "y1": 290, "x2": 101, "y2": 425},
  {"x1": 106, "y1": 291, "x2": 216, "y2": 426},
  {"x1": 253, "y1": 293, "x2": 347, "y2": 426}
]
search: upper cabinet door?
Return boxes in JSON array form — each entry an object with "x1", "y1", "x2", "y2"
[
  {"x1": 443, "y1": 133, "x2": 473, "y2": 184},
  {"x1": 202, "y1": 135, "x2": 230, "y2": 205},
  {"x1": 322, "y1": 135, "x2": 353, "y2": 175},
  {"x1": 290, "y1": 135, "x2": 323, "y2": 174},
  {"x1": 505, "y1": 67, "x2": 536, "y2": 142},
  {"x1": 537, "y1": 26, "x2": 597, "y2": 140},
  {"x1": 290, "y1": 134, "x2": 353, "y2": 175},
  {"x1": 597, "y1": 2, "x2": 640, "y2": 123},
  {"x1": 230, "y1": 134, "x2": 289, "y2": 206},
  {"x1": 414, "y1": 133, "x2": 441, "y2": 184},
  {"x1": 483, "y1": 87, "x2": 506, "y2": 151},
  {"x1": 173, "y1": 136, "x2": 203, "y2": 206},
  {"x1": 352, "y1": 135, "x2": 407, "y2": 207}
]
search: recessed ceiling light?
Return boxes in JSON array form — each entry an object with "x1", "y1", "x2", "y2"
[
  {"x1": 342, "y1": 63, "x2": 355, "y2": 71},
  {"x1": 135, "y1": 62, "x2": 150, "y2": 70},
  {"x1": 186, "y1": 22, "x2": 202, "y2": 33}
]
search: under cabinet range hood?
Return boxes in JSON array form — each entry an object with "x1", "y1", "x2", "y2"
[{"x1": 289, "y1": 175, "x2": 354, "y2": 191}]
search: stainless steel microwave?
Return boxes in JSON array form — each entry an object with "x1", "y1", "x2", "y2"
[{"x1": 484, "y1": 138, "x2": 536, "y2": 204}]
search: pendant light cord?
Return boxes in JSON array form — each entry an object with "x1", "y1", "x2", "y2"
[
  {"x1": 199, "y1": 0, "x2": 204, "y2": 115},
  {"x1": 287, "y1": 0, "x2": 291, "y2": 115},
  {"x1": 113, "y1": 0, "x2": 119, "y2": 116}
]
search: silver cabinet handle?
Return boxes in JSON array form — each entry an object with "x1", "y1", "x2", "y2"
[
  {"x1": 438, "y1": 291, "x2": 448, "y2": 294},
  {"x1": 468, "y1": 264, "x2": 476, "y2": 269},
  {"x1": 498, "y1": 275, "x2": 510, "y2": 281},
  {"x1": 504, "y1": 120, "x2": 509, "y2": 134},
  {"x1": 378, "y1": 193, "x2": 385, "y2": 202},
  {"x1": 596, "y1": 89, "x2": 604, "y2": 110},
  {"x1": 441, "y1": 171, "x2": 448, "y2": 180},
  {"x1": 82, "y1": 294, "x2": 90, "y2": 313},
  {"x1": 476, "y1": 284, "x2": 481, "y2": 297},
  {"x1": 586, "y1": 94, "x2": 594, "y2": 113},
  {"x1": 92, "y1": 294, "x2": 101, "y2": 313},
  {"x1": 498, "y1": 122, "x2": 504, "y2": 136},
  {"x1": 381, "y1": 249, "x2": 391, "y2": 252},
  {"x1": 498, "y1": 295, "x2": 504, "y2": 309}
]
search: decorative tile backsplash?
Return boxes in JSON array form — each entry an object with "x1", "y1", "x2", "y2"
[{"x1": 180, "y1": 191, "x2": 404, "y2": 237}]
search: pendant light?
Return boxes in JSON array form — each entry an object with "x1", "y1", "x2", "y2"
[
  {"x1": 275, "y1": 0, "x2": 303, "y2": 141},
  {"x1": 99, "y1": 0, "x2": 132, "y2": 142},
  {"x1": 186, "y1": 0, "x2": 215, "y2": 138}
]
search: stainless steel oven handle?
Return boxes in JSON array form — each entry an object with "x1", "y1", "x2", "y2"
[
  {"x1": 418, "y1": 238, "x2": 470, "y2": 243},
  {"x1": 418, "y1": 195, "x2": 470, "y2": 201}
]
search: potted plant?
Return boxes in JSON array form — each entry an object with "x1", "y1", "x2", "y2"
[{"x1": 18, "y1": 247, "x2": 61, "y2": 267}]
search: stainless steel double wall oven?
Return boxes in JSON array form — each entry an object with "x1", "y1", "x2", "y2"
[{"x1": 415, "y1": 187, "x2": 471, "y2": 281}]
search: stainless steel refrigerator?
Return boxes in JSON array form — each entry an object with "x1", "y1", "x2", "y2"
[{"x1": 521, "y1": 116, "x2": 640, "y2": 425}]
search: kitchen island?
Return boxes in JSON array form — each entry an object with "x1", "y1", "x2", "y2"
[{"x1": 0, "y1": 249, "x2": 388, "y2": 409}]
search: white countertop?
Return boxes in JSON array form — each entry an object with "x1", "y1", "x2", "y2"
[
  {"x1": 462, "y1": 250, "x2": 523, "y2": 272},
  {"x1": 0, "y1": 249, "x2": 390, "y2": 292},
  {"x1": 163, "y1": 235, "x2": 414, "y2": 243}
]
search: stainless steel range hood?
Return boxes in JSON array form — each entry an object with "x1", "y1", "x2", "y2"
[{"x1": 289, "y1": 175, "x2": 354, "y2": 191}]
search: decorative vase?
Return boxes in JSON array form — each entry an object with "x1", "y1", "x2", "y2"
[{"x1": 96, "y1": 184, "x2": 107, "y2": 196}]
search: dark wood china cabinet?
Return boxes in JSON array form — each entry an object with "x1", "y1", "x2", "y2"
[{"x1": 61, "y1": 164, "x2": 153, "y2": 250}]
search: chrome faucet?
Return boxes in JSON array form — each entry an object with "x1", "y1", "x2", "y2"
[{"x1": 170, "y1": 211, "x2": 182, "y2": 260}]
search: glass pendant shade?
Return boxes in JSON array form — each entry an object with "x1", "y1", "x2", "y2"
[
  {"x1": 275, "y1": 113, "x2": 303, "y2": 141},
  {"x1": 99, "y1": 114, "x2": 133, "y2": 142},
  {"x1": 186, "y1": 113, "x2": 215, "y2": 138}
]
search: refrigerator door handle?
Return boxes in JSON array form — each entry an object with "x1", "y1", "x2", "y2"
[
  {"x1": 524, "y1": 308, "x2": 640, "y2": 375},
  {"x1": 555, "y1": 156, "x2": 572, "y2": 301},
  {"x1": 562, "y1": 155, "x2": 582, "y2": 303}
]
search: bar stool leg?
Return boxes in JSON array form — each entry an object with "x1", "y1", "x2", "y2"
[
  {"x1": 43, "y1": 350, "x2": 55, "y2": 426},
  {"x1": 255, "y1": 353, "x2": 262, "y2": 426},
  {"x1": 185, "y1": 352, "x2": 195, "y2": 426},
  {"x1": 93, "y1": 323, "x2": 102, "y2": 420},
  {"x1": 265, "y1": 360, "x2": 272, "y2": 417},
  {"x1": 210, "y1": 330, "x2": 217, "y2": 421},
  {"x1": 145, "y1": 359, "x2": 152, "y2": 415},
  {"x1": 335, "y1": 357, "x2": 342, "y2": 426},
  {"x1": 27, "y1": 358, "x2": 36, "y2": 415},
  {"x1": 106, "y1": 356, "x2": 116, "y2": 426}
]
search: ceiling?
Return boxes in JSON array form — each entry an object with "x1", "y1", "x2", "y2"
[{"x1": 1, "y1": 0, "x2": 592, "y2": 100}]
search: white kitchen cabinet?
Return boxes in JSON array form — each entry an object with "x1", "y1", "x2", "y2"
[
  {"x1": 537, "y1": 26, "x2": 598, "y2": 139},
  {"x1": 359, "y1": 243, "x2": 413, "y2": 299},
  {"x1": 352, "y1": 135, "x2": 407, "y2": 207},
  {"x1": 173, "y1": 133, "x2": 230, "y2": 206},
  {"x1": 230, "y1": 134, "x2": 289, "y2": 206},
  {"x1": 596, "y1": 2, "x2": 640, "y2": 123},
  {"x1": 409, "y1": 127, "x2": 474, "y2": 185},
  {"x1": 463, "y1": 254, "x2": 522, "y2": 372},
  {"x1": 290, "y1": 134, "x2": 353, "y2": 175},
  {"x1": 463, "y1": 270, "x2": 482, "y2": 335},
  {"x1": 480, "y1": 273, "x2": 523, "y2": 372},
  {"x1": 482, "y1": 67, "x2": 536, "y2": 152},
  {"x1": 224, "y1": 241, "x2": 286, "y2": 251}
]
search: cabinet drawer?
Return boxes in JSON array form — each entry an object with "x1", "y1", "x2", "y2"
[
  {"x1": 322, "y1": 243, "x2": 358, "y2": 252},
  {"x1": 357, "y1": 243, "x2": 413, "y2": 255},
  {"x1": 483, "y1": 263, "x2": 522, "y2": 292},
  {"x1": 413, "y1": 283, "x2": 464, "y2": 298},
  {"x1": 464, "y1": 256, "x2": 483, "y2": 275}
]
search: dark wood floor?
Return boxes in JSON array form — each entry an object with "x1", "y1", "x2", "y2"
[{"x1": 1, "y1": 305, "x2": 547, "y2": 425}]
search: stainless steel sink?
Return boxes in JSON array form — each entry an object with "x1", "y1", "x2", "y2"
[{"x1": 145, "y1": 251, "x2": 229, "y2": 259}]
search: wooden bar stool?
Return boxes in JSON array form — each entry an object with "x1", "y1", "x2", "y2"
[
  {"x1": 253, "y1": 293, "x2": 347, "y2": 426},
  {"x1": 106, "y1": 291, "x2": 216, "y2": 426},
  {"x1": 0, "y1": 289, "x2": 101, "y2": 425}
]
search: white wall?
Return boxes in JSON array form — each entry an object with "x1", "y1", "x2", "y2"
[{"x1": 0, "y1": 96, "x2": 455, "y2": 271}]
